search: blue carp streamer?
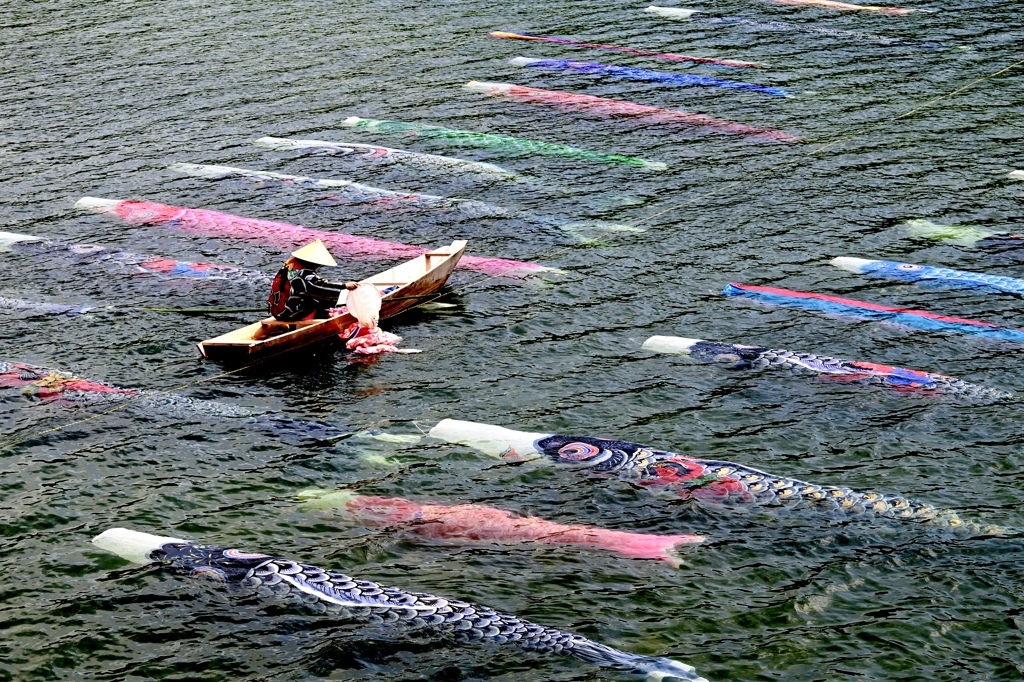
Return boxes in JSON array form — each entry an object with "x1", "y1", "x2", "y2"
[
  {"x1": 833, "y1": 257, "x2": 1024, "y2": 296},
  {"x1": 98, "y1": 534, "x2": 706, "y2": 681},
  {"x1": 511, "y1": 57, "x2": 790, "y2": 97}
]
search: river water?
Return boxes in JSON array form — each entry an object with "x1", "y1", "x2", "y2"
[{"x1": 1, "y1": 0, "x2": 1022, "y2": 680}]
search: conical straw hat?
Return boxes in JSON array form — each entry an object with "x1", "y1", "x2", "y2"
[{"x1": 291, "y1": 240, "x2": 337, "y2": 267}]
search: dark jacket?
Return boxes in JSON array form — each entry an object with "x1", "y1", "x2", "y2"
[{"x1": 268, "y1": 263, "x2": 348, "y2": 321}]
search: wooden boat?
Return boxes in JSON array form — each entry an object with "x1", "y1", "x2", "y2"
[{"x1": 198, "y1": 240, "x2": 467, "y2": 361}]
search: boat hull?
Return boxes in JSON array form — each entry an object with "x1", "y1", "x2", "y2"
[{"x1": 198, "y1": 240, "x2": 467, "y2": 361}]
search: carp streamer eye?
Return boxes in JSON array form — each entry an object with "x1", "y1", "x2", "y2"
[
  {"x1": 713, "y1": 353, "x2": 743, "y2": 366},
  {"x1": 223, "y1": 549, "x2": 271, "y2": 559},
  {"x1": 70, "y1": 244, "x2": 105, "y2": 254},
  {"x1": 127, "y1": 209, "x2": 156, "y2": 221},
  {"x1": 897, "y1": 263, "x2": 923, "y2": 271},
  {"x1": 557, "y1": 442, "x2": 603, "y2": 461}
]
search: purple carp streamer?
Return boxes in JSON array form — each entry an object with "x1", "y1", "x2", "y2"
[
  {"x1": 254, "y1": 137, "x2": 521, "y2": 179},
  {"x1": 510, "y1": 57, "x2": 791, "y2": 97},
  {"x1": 430, "y1": 420, "x2": 1004, "y2": 535},
  {"x1": 92, "y1": 529, "x2": 707, "y2": 681},
  {"x1": 642, "y1": 335, "x2": 1012, "y2": 401}
]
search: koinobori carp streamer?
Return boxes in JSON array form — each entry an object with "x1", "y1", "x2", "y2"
[
  {"x1": 299, "y1": 489, "x2": 703, "y2": 562},
  {"x1": 831, "y1": 257, "x2": 1024, "y2": 297},
  {"x1": 463, "y1": 81, "x2": 801, "y2": 142},
  {"x1": 0, "y1": 360, "x2": 351, "y2": 445},
  {"x1": 255, "y1": 137, "x2": 521, "y2": 179},
  {"x1": 510, "y1": 57, "x2": 791, "y2": 97},
  {"x1": 75, "y1": 197, "x2": 547, "y2": 277},
  {"x1": 643, "y1": 6, "x2": 942, "y2": 47},
  {"x1": 723, "y1": 282, "x2": 1024, "y2": 344},
  {"x1": 642, "y1": 335, "x2": 1012, "y2": 401},
  {"x1": 169, "y1": 163, "x2": 509, "y2": 217},
  {"x1": 341, "y1": 116, "x2": 667, "y2": 169},
  {"x1": 91, "y1": 529, "x2": 707, "y2": 681},
  {"x1": 429, "y1": 420, "x2": 1004, "y2": 535},
  {"x1": 769, "y1": 0, "x2": 917, "y2": 14},
  {"x1": 0, "y1": 230, "x2": 262, "y2": 281},
  {"x1": 488, "y1": 31, "x2": 764, "y2": 68}
]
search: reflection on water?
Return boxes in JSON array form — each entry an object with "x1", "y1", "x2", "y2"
[{"x1": 1, "y1": 0, "x2": 1022, "y2": 680}]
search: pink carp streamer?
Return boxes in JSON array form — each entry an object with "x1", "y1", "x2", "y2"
[
  {"x1": 465, "y1": 81, "x2": 801, "y2": 143},
  {"x1": 772, "y1": 0, "x2": 916, "y2": 13},
  {"x1": 75, "y1": 198, "x2": 546, "y2": 277},
  {"x1": 488, "y1": 31, "x2": 764, "y2": 68},
  {"x1": 305, "y1": 491, "x2": 702, "y2": 563}
]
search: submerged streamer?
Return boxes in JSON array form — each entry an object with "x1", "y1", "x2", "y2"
[
  {"x1": 92, "y1": 529, "x2": 707, "y2": 681},
  {"x1": 510, "y1": 57, "x2": 790, "y2": 97},
  {"x1": 724, "y1": 282, "x2": 1024, "y2": 344},
  {"x1": 341, "y1": 116, "x2": 667, "y2": 169}
]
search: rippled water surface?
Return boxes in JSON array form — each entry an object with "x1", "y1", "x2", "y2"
[{"x1": 2, "y1": 0, "x2": 1023, "y2": 680}]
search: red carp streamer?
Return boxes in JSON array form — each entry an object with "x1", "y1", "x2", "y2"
[
  {"x1": 488, "y1": 31, "x2": 765, "y2": 67},
  {"x1": 465, "y1": 81, "x2": 801, "y2": 143},
  {"x1": 75, "y1": 198, "x2": 546, "y2": 278},
  {"x1": 323, "y1": 492, "x2": 703, "y2": 563}
]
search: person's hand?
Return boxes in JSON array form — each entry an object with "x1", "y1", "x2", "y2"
[{"x1": 345, "y1": 281, "x2": 359, "y2": 290}]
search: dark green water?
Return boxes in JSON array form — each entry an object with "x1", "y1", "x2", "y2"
[{"x1": 1, "y1": 0, "x2": 1022, "y2": 680}]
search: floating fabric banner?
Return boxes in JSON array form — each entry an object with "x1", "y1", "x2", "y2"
[
  {"x1": 904, "y1": 219, "x2": 1024, "y2": 247},
  {"x1": 75, "y1": 197, "x2": 547, "y2": 277},
  {"x1": 642, "y1": 335, "x2": 1011, "y2": 400},
  {"x1": 341, "y1": 117, "x2": 667, "y2": 170},
  {"x1": 0, "y1": 360, "x2": 352, "y2": 446},
  {"x1": 723, "y1": 282, "x2": 1024, "y2": 344},
  {"x1": 832, "y1": 257, "x2": 1024, "y2": 296},
  {"x1": 463, "y1": 81, "x2": 801, "y2": 142},
  {"x1": 0, "y1": 296, "x2": 97, "y2": 317},
  {"x1": 299, "y1": 489, "x2": 703, "y2": 563},
  {"x1": 170, "y1": 163, "x2": 509, "y2": 218},
  {"x1": 488, "y1": 31, "x2": 764, "y2": 68},
  {"x1": 643, "y1": 6, "x2": 943, "y2": 47},
  {"x1": 510, "y1": 57, "x2": 790, "y2": 97},
  {"x1": 0, "y1": 230, "x2": 263, "y2": 281},
  {"x1": 429, "y1": 419, "x2": 1003, "y2": 535},
  {"x1": 92, "y1": 528, "x2": 707, "y2": 681},
  {"x1": 170, "y1": 164, "x2": 641, "y2": 241},
  {"x1": 255, "y1": 137, "x2": 521, "y2": 179},
  {"x1": 769, "y1": 0, "x2": 917, "y2": 13}
]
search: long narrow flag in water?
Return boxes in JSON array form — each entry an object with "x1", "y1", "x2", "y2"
[
  {"x1": 92, "y1": 528, "x2": 707, "y2": 681},
  {"x1": 75, "y1": 197, "x2": 548, "y2": 277},
  {"x1": 0, "y1": 230, "x2": 262, "y2": 281},
  {"x1": 463, "y1": 81, "x2": 801, "y2": 142},
  {"x1": 643, "y1": 6, "x2": 942, "y2": 47},
  {"x1": 904, "y1": 219, "x2": 1024, "y2": 247},
  {"x1": 510, "y1": 57, "x2": 791, "y2": 97},
  {"x1": 169, "y1": 163, "x2": 509, "y2": 217},
  {"x1": 769, "y1": 0, "x2": 917, "y2": 14},
  {"x1": 723, "y1": 282, "x2": 1024, "y2": 344},
  {"x1": 488, "y1": 31, "x2": 764, "y2": 68},
  {"x1": 341, "y1": 116, "x2": 667, "y2": 169},
  {"x1": 298, "y1": 489, "x2": 703, "y2": 563},
  {"x1": 0, "y1": 360, "x2": 351, "y2": 446},
  {"x1": 642, "y1": 335, "x2": 1011, "y2": 401},
  {"x1": 170, "y1": 164, "x2": 641, "y2": 240},
  {"x1": 429, "y1": 419, "x2": 1003, "y2": 535},
  {"x1": 831, "y1": 257, "x2": 1024, "y2": 296},
  {"x1": 255, "y1": 136, "x2": 521, "y2": 179}
]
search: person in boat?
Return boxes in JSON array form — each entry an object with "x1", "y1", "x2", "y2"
[{"x1": 268, "y1": 240, "x2": 359, "y2": 321}]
